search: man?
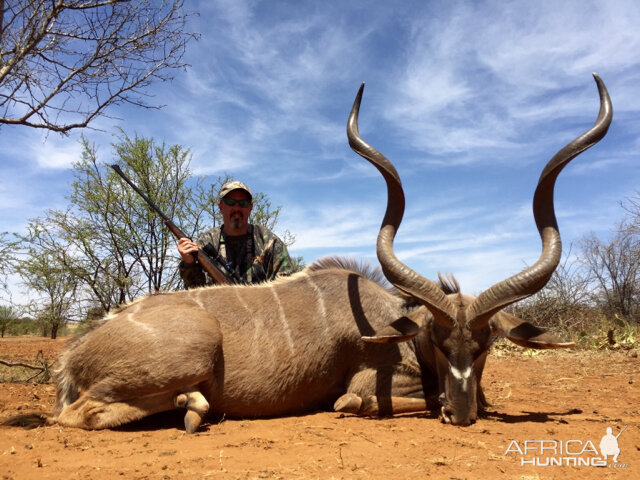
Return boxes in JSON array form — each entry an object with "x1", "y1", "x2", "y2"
[{"x1": 178, "y1": 180, "x2": 293, "y2": 287}]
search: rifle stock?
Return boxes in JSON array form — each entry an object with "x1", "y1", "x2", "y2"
[{"x1": 110, "y1": 164, "x2": 231, "y2": 285}]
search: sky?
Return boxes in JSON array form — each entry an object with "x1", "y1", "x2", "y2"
[{"x1": 1, "y1": 0, "x2": 639, "y2": 304}]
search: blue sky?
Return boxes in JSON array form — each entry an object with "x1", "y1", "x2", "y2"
[{"x1": 1, "y1": 0, "x2": 639, "y2": 302}]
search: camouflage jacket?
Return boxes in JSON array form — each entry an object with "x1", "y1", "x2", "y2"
[{"x1": 179, "y1": 224, "x2": 293, "y2": 288}]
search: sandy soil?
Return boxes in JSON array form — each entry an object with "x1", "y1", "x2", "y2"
[{"x1": 0, "y1": 336, "x2": 638, "y2": 479}]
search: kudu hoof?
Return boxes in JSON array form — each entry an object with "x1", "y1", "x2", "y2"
[
  {"x1": 174, "y1": 390, "x2": 209, "y2": 433},
  {"x1": 334, "y1": 393, "x2": 363, "y2": 414},
  {"x1": 439, "y1": 406, "x2": 452, "y2": 424},
  {"x1": 184, "y1": 410, "x2": 204, "y2": 434}
]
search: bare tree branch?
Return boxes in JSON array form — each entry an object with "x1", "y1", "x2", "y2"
[
  {"x1": 0, "y1": 0, "x2": 198, "y2": 133},
  {"x1": 0, "y1": 358, "x2": 44, "y2": 370}
]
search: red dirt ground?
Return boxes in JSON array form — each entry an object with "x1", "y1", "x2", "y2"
[{"x1": 0, "y1": 336, "x2": 638, "y2": 479}]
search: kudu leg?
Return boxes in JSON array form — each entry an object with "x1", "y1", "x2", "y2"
[
  {"x1": 53, "y1": 389, "x2": 209, "y2": 432},
  {"x1": 174, "y1": 389, "x2": 210, "y2": 434},
  {"x1": 334, "y1": 393, "x2": 428, "y2": 416},
  {"x1": 337, "y1": 366, "x2": 427, "y2": 416},
  {"x1": 54, "y1": 393, "x2": 176, "y2": 430}
]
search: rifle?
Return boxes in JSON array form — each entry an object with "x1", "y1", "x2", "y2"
[{"x1": 110, "y1": 164, "x2": 232, "y2": 285}]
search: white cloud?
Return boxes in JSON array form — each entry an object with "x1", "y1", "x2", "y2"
[
  {"x1": 379, "y1": 0, "x2": 640, "y2": 164},
  {"x1": 33, "y1": 137, "x2": 82, "y2": 169}
]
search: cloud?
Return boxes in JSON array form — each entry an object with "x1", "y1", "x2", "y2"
[
  {"x1": 32, "y1": 136, "x2": 82, "y2": 169},
  {"x1": 381, "y1": 0, "x2": 640, "y2": 164},
  {"x1": 154, "y1": 0, "x2": 389, "y2": 178},
  {"x1": 285, "y1": 201, "x2": 381, "y2": 250}
]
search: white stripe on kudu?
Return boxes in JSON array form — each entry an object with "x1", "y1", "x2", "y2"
[
  {"x1": 269, "y1": 284, "x2": 294, "y2": 353},
  {"x1": 302, "y1": 273, "x2": 330, "y2": 336}
]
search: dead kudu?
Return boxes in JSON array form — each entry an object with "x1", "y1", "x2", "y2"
[{"x1": 4, "y1": 75, "x2": 611, "y2": 432}]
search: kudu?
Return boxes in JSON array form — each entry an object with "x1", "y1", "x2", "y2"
[
  {"x1": 3, "y1": 75, "x2": 611, "y2": 432},
  {"x1": 338, "y1": 73, "x2": 611, "y2": 425}
]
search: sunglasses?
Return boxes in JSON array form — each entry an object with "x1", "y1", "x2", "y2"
[{"x1": 221, "y1": 197, "x2": 252, "y2": 208}]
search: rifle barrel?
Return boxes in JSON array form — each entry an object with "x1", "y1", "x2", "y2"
[
  {"x1": 110, "y1": 164, "x2": 231, "y2": 285},
  {"x1": 111, "y1": 165, "x2": 171, "y2": 223}
]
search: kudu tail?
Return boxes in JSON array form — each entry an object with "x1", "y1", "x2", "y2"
[{"x1": 51, "y1": 357, "x2": 80, "y2": 415}]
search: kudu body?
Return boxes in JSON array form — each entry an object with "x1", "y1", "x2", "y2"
[
  {"x1": 4, "y1": 75, "x2": 611, "y2": 432},
  {"x1": 47, "y1": 264, "x2": 426, "y2": 431}
]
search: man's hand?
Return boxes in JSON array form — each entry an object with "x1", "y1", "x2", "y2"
[{"x1": 177, "y1": 237, "x2": 200, "y2": 263}]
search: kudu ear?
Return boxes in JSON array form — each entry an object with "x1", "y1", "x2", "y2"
[
  {"x1": 490, "y1": 311, "x2": 575, "y2": 349},
  {"x1": 361, "y1": 309, "x2": 426, "y2": 344}
]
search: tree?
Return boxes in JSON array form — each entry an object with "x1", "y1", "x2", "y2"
[
  {"x1": 108, "y1": 132, "x2": 195, "y2": 293},
  {"x1": 0, "y1": 0, "x2": 197, "y2": 133},
  {"x1": 37, "y1": 131, "x2": 196, "y2": 310},
  {"x1": 580, "y1": 226, "x2": 640, "y2": 323},
  {"x1": 510, "y1": 248, "x2": 593, "y2": 332},
  {"x1": 621, "y1": 190, "x2": 640, "y2": 236},
  {"x1": 0, "y1": 231, "x2": 18, "y2": 297},
  {"x1": 15, "y1": 222, "x2": 79, "y2": 338},
  {"x1": 0, "y1": 304, "x2": 18, "y2": 337}
]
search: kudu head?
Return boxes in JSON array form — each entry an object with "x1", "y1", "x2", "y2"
[{"x1": 347, "y1": 74, "x2": 612, "y2": 426}]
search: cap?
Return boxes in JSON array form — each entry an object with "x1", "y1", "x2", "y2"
[{"x1": 219, "y1": 180, "x2": 252, "y2": 200}]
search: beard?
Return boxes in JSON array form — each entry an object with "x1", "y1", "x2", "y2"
[{"x1": 228, "y1": 211, "x2": 246, "y2": 230}]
